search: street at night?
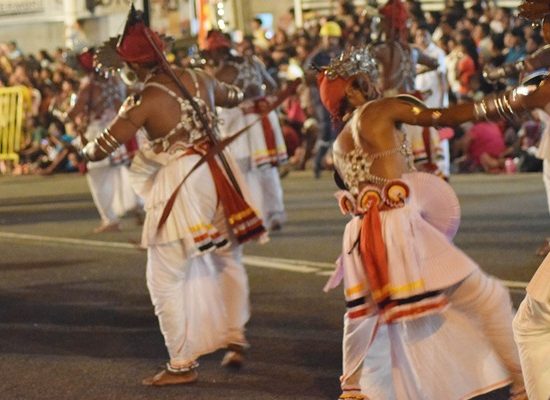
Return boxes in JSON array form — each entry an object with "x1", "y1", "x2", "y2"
[{"x1": 0, "y1": 171, "x2": 546, "y2": 399}]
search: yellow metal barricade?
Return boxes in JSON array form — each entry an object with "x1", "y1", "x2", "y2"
[{"x1": 0, "y1": 86, "x2": 26, "y2": 164}]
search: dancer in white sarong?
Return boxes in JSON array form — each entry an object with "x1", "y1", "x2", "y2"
[
  {"x1": 80, "y1": 8, "x2": 266, "y2": 386},
  {"x1": 507, "y1": 5, "x2": 550, "y2": 397},
  {"x1": 513, "y1": 253, "x2": 550, "y2": 400},
  {"x1": 67, "y1": 48, "x2": 141, "y2": 233},
  {"x1": 202, "y1": 31, "x2": 288, "y2": 231},
  {"x1": 512, "y1": 87, "x2": 550, "y2": 400},
  {"x1": 315, "y1": 45, "x2": 549, "y2": 399}
]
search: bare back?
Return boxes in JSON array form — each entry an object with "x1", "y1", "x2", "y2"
[
  {"x1": 370, "y1": 42, "x2": 416, "y2": 95},
  {"x1": 333, "y1": 102, "x2": 411, "y2": 190},
  {"x1": 140, "y1": 68, "x2": 214, "y2": 141}
]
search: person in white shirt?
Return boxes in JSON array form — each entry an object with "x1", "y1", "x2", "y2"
[{"x1": 414, "y1": 24, "x2": 451, "y2": 179}]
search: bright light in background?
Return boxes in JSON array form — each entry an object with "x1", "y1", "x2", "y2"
[{"x1": 216, "y1": 1, "x2": 226, "y2": 31}]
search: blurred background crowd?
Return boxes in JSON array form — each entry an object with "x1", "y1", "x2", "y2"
[{"x1": 0, "y1": 0, "x2": 546, "y2": 178}]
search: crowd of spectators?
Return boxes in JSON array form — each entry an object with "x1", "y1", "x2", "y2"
[
  {"x1": 0, "y1": 41, "x2": 82, "y2": 175},
  {"x1": 0, "y1": 0, "x2": 547, "y2": 177}
]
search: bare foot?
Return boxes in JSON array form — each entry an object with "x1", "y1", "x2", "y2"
[
  {"x1": 142, "y1": 368, "x2": 198, "y2": 386},
  {"x1": 221, "y1": 343, "x2": 248, "y2": 369},
  {"x1": 93, "y1": 222, "x2": 121, "y2": 234}
]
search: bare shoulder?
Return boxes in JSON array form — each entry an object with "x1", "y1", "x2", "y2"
[
  {"x1": 134, "y1": 86, "x2": 162, "y2": 115},
  {"x1": 359, "y1": 98, "x2": 407, "y2": 125},
  {"x1": 361, "y1": 98, "x2": 395, "y2": 114}
]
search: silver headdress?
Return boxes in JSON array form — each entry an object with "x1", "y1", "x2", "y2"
[{"x1": 324, "y1": 46, "x2": 379, "y2": 81}]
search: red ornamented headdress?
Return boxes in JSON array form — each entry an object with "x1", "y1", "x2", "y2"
[
  {"x1": 202, "y1": 30, "x2": 232, "y2": 51},
  {"x1": 379, "y1": 0, "x2": 409, "y2": 37},
  {"x1": 116, "y1": 4, "x2": 164, "y2": 64},
  {"x1": 318, "y1": 74, "x2": 350, "y2": 119},
  {"x1": 519, "y1": 0, "x2": 550, "y2": 20}
]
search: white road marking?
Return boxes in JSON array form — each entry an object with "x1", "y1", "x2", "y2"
[
  {"x1": 500, "y1": 280, "x2": 528, "y2": 289},
  {"x1": 0, "y1": 231, "x2": 529, "y2": 291},
  {"x1": 0, "y1": 231, "x2": 136, "y2": 250}
]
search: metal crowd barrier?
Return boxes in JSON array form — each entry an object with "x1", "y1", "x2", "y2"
[{"x1": 0, "y1": 86, "x2": 26, "y2": 165}]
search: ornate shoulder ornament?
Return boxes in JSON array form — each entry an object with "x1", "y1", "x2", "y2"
[{"x1": 118, "y1": 94, "x2": 143, "y2": 119}]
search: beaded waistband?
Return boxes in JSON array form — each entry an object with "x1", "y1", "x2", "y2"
[{"x1": 335, "y1": 179, "x2": 410, "y2": 215}]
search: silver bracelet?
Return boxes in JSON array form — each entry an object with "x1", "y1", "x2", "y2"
[
  {"x1": 495, "y1": 96, "x2": 513, "y2": 121},
  {"x1": 93, "y1": 128, "x2": 121, "y2": 154},
  {"x1": 473, "y1": 101, "x2": 487, "y2": 120},
  {"x1": 101, "y1": 128, "x2": 120, "y2": 148},
  {"x1": 224, "y1": 84, "x2": 244, "y2": 106},
  {"x1": 492, "y1": 97, "x2": 507, "y2": 121},
  {"x1": 501, "y1": 93, "x2": 516, "y2": 119},
  {"x1": 94, "y1": 137, "x2": 111, "y2": 155}
]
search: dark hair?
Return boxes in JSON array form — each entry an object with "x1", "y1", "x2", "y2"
[
  {"x1": 334, "y1": 96, "x2": 350, "y2": 123},
  {"x1": 479, "y1": 23, "x2": 490, "y2": 37},
  {"x1": 510, "y1": 27, "x2": 525, "y2": 41},
  {"x1": 339, "y1": 0, "x2": 355, "y2": 15},
  {"x1": 39, "y1": 49, "x2": 53, "y2": 62},
  {"x1": 470, "y1": 4, "x2": 483, "y2": 16},
  {"x1": 49, "y1": 118, "x2": 66, "y2": 135},
  {"x1": 459, "y1": 37, "x2": 480, "y2": 70},
  {"x1": 416, "y1": 22, "x2": 430, "y2": 32},
  {"x1": 490, "y1": 33, "x2": 505, "y2": 51}
]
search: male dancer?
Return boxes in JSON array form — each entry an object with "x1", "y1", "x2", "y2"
[
  {"x1": 202, "y1": 31, "x2": 288, "y2": 231},
  {"x1": 66, "y1": 48, "x2": 142, "y2": 233},
  {"x1": 510, "y1": 1, "x2": 550, "y2": 397},
  {"x1": 83, "y1": 7, "x2": 265, "y2": 385}
]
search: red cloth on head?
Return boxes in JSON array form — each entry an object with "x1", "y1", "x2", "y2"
[
  {"x1": 317, "y1": 72, "x2": 349, "y2": 119},
  {"x1": 77, "y1": 49, "x2": 94, "y2": 72},
  {"x1": 380, "y1": 0, "x2": 409, "y2": 33},
  {"x1": 202, "y1": 31, "x2": 232, "y2": 51},
  {"x1": 117, "y1": 22, "x2": 164, "y2": 64}
]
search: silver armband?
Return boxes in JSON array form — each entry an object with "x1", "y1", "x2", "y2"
[
  {"x1": 473, "y1": 100, "x2": 488, "y2": 121},
  {"x1": 223, "y1": 83, "x2": 244, "y2": 107},
  {"x1": 94, "y1": 128, "x2": 121, "y2": 155}
]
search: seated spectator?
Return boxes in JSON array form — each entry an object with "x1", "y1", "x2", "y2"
[
  {"x1": 453, "y1": 120, "x2": 508, "y2": 173},
  {"x1": 17, "y1": 115, "x2": 49, "y2": 174},
  {"x1": 34, "y1": 119, "x2": 79, "y2": 175},
  {"x1": 515, "y1": 119, "x2": 544, "y2": 173}
]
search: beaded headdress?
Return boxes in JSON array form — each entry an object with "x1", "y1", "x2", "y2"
[
  {"x1": 323, "y1": 46, "x2": 379, "y2": 81},
  {"x1": 318, "y1": 46, "x2": 380, "y2": 119}
]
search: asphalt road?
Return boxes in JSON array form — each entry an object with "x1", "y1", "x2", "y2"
[{"x1": 0, "y1": 170, "x2": 547, "y2": 400}]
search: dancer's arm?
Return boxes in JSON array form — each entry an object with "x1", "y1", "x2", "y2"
[{"x1": 363, "y1": 76, "x2": 550, "y2": 131}]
